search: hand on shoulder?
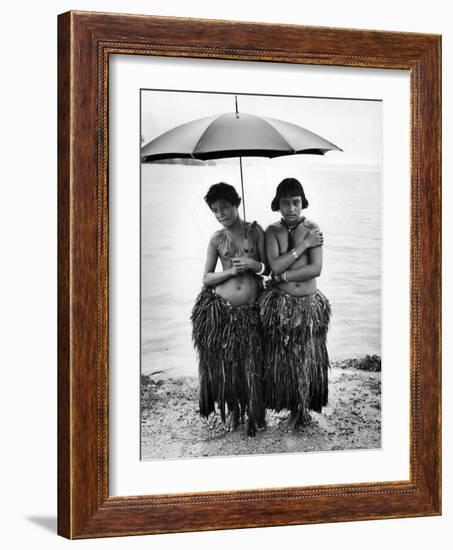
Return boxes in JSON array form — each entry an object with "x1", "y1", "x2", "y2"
[{"x1": 303, "y1": 219, "x2": 323, "y2": 248}]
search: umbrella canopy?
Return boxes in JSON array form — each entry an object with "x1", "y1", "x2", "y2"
[
  {"x1": 141, "y1": 100, "x2": 342, "y2": 249},
  {"x1": 141, "y1": 111, "x2": 342, "y2": 162}
]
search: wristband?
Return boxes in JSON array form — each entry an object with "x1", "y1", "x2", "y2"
[
  {"x1": 291, "y1": 249, "x2": 299, "y2": 260},
  {"x1": 257, "y1": 262, "x2": 265, "y2": 275}
]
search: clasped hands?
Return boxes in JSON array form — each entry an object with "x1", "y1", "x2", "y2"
[{"x1": 230, "y1": 256, "x2": 259, "y2": 275}]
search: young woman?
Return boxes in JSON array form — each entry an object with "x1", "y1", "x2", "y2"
[
  {"x1": 260, "y1": 178, "x2": 331, "y2": 431},
  {"x1": 191, "y1": 182, "x2": 268, "y2": 436}
]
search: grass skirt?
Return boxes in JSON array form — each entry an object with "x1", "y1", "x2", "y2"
[
  {"x1": 191, "y1": 287, "x2": 265, "y2": 436},
  {"x1": 259, "y1": 287, "x2": 331, "y2": 416}
]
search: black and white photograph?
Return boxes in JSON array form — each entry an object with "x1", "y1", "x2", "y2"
[
  {"x1": 2, "y1": 0, "x2": 446, "y2": 547},
  {"x1": 140, "y1": 89, "x2": 382, "y2": 460}
]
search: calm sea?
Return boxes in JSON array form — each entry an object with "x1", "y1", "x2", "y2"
[{"x1": 141, "y1": 162, "x2": 381, "y2": 378}]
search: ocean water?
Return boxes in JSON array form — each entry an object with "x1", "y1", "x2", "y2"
[{"x1": 141, "y1": 161, "x2": 381, "y2": 378}]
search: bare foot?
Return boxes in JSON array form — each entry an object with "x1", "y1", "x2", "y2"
[
  {"x1": 280, "y1": 408, "x2": 311, "y2": 432},
  {"x1": 281, "y1": 411, "x2": 300, "y2": 432},
  {"x1": 227, "y1": 405, "x2": 240, "y2": 431},
  {"x1": 296, "y1": 408, "x2": 312, "y2": 427}
]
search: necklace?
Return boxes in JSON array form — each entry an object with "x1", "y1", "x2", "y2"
[
  {"x1": 280, "y1": 217, "x2": 305, "y2": 249},
  {"x1": 225, "y1": 221, "x2": 249, "y2": 255}
]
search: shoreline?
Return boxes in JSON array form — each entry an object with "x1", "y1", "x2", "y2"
[{"x1": 141, "y1": 356, "x2": 381, "y2": 460}]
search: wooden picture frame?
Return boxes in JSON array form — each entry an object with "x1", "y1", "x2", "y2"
[{"x1": 58, "y1": 11, "x2": 441, "y2": 539}]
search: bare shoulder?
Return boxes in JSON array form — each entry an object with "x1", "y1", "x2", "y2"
[
  {"x1": 251, "y1": 221, "x2": 265, "y2": 237},
  {"x1": 303, "y1": 217, "x2": 321, "y2": 231},
  {"x1": 209, "y1": 229, "x2": 224, "y2": 248},
  {"x1": 265, "y1": 221, "x2": 283, "y2": 236}
]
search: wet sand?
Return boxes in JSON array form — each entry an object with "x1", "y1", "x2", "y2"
[{"x1": 141, "y1": 356, "x2": 381, "y2": 460}]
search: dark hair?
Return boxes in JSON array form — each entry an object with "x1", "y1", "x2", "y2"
[
  {"x1": 271, "y1": 178, "x2": 309, "y2": 211},
  {"x1": 204, "y1": 182, "x2": 241, "y2": 208}
]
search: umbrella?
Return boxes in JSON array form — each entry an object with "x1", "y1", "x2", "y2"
[{"x1": 141, "y1": 96, "x2": 341, "y2": 247}]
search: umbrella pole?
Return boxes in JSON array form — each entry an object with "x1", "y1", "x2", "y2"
[{"x1": 239, "y1": 156, "x2": 249, "y2": 253}]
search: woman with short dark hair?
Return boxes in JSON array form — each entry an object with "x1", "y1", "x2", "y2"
[
  {"x1": 191, "y1": 182, "x2": 268, "y2": 436},
  {"x1": 260, "y1": 177, "x2": 331, "y2": 431}
]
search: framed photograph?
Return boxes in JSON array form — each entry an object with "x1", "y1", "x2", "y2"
[{"x1": 58, "y1": 11, "x2": 441, "y2": 538}]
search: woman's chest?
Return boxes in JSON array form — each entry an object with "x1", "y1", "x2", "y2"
[
  {"x1": 276, "y1": 226, "x2": 309, "y2": 253},
  {"x1": 218, "y1": 233, "x2": 257, "y2": 260}
]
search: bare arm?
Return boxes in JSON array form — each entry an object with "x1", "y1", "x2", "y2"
[
  {"x1": 255, "y1": 224, "x2": 271, "y2": 275},
  {"x1": 285, "y1": 245, "x2": 323, "y2": 282},
  {"x1": 202, "y1": 239, "x2": 237, "y2": 287},
  {"x1": 265, "y1": 226, "x2": 301, "y2": 275},
  {"x1": 265, "y1": 225, "x2": 322, "y2": 275}
]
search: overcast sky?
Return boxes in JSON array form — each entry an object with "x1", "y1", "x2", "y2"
[{"x1": 141, "y1": 89, "x2": 382, "y2": 169}]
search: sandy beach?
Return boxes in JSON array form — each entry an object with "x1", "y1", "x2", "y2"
[{"x1": 141, "y1": 356, "x2": 381, "y2": 460}]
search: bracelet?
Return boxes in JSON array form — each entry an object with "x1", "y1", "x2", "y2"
[
  {"x1": 257, "y1": 262, "x2": 265, "y2": 275},
  {"x1": 291, "y1": 249, "x2": 299, "y2": 260},
  {"x1": 282, "y1": 271, "x2": 288, "y2": 282}
]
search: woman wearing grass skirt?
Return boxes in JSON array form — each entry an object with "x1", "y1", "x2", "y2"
[
  {"x1": 260, "y1": 178, "x2": 331, "y2": 431},
  {"x1": 191, "y1": 182, "x2": 268, "y2": 436}
]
